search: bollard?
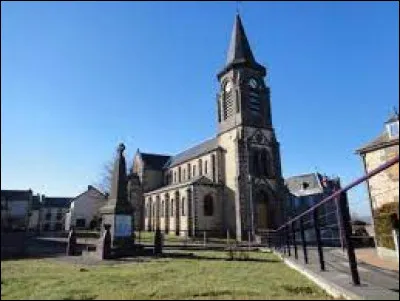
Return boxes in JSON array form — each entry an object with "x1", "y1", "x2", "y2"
[
  {"x1": 154, "y1": 227, "x2": 163, "y2": 256},
  {"x1": 66, "y1": 227, "x2": 77, "y2": 256}
]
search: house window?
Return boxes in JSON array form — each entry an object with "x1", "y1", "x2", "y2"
[
  {"x1": 161, "y1": 200, "x2": 164, "y2": 217},
  {"x1": 45, "y1": 212, "x2": 51, "y2": 221},
  {"x1": 56, "y1": 209, "x2": 63, "y2": 220},
  {"x1": 205, "y1": 160, "x2": 208, "y2": 175},
  {"x1": 193, "y1": 165, "x2": 196, "y2": 177},
  {"x1": 171, "y1": 200, "x2": 174, "y2": 217},
  {"x1": 387, "y1": 122, "x2": 399, "y2": 138},
  {"x1": 181, "y1": 198, "x2": 185, "y2": 216},
  {"x1": 174, "y1": 172, "x2": 176, "y2": 183},
  {"x1": 187, "y1": 163, "x2": 191, "y2": 180},
  {"x1": 178, "y1": 167, "x2": 182, "y2": 182},
  {"x1": 183, "y1": 169, "x2": 186, "y2": 181},
  {"x1": 203, "y1": 195, "x2": 214, "y2": 216},
  {"x1": 199, "y1": 159, "x2": 203, "y2": 176},
  {"x1": 76, "y1": 219, "x2": 86, "y2": 228}
]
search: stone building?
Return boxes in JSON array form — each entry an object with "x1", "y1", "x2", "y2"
[
  {"x1": 356, "y1": 110, "x2": 399, "y2": 259},
  {"x1": 285, "y1": 173, "x2": 342, "y2": 244},
  {"x1": 127, "y1": 14, "x2": 287, "y2": 241}
]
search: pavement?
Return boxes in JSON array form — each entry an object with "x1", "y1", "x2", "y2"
[{"x1": 274, "y1": 246, "x2": 399, "y2": 300}]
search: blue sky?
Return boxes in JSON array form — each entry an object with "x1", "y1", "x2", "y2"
[{"x1": 1, "y1": 1, "x2": 398, "y2": 217}]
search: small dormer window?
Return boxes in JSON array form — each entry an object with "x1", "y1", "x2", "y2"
[
  {"x1": 301, "y1": 182, "x2": 309, "y2": 190},
  {"x1": 387, "y1": 121, "x2": 399, "y2": 138}
]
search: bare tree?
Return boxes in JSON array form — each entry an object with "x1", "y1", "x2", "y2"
[{"x1": 94, "y1": 160, "x2": 114, "y2": 195}]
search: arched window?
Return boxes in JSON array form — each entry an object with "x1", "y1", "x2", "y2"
[
  {"x1": 223, "y1": 81, "x2": 234, "y2": 120},
  {"x1": 252, "y1": 149, "x2": 260, "y2": 176},
  {"x1": 199, "y1": 159, "x2": 203, "y2": 176},
  {"x1": 261, "y1": 150, "x2": 268, "y2": 177},
  {"x1": 203, "y1": 195, "x2": 214, "y2": 216},
  {"x1": 211, "y1": 154, "x2": 216, "y2": 182},
  {"x1": 181, "y1": 197, "x2": 185, "y2": 216}
]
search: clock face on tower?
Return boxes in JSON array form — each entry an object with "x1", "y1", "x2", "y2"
[{"x1": 248, "y1": 78, "x2": 258, "y2": 89}]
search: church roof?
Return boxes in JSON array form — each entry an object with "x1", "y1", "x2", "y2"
[
  {"x1": 144, "y1": 175, "x2": 219, "y2": 196},
  {"x1": 164, "y1": 137, "x2": 219, "y2": 168},
  {"x1": 218, "y1": 14, "x2": 265, "y2": 78},
  {"x1": 140, "y1": 153, "x2": 171, "y2": 170}
]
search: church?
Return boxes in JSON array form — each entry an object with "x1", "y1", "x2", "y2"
[{"x1": 126, "y1": 14, "x2": 287, "y2": 242}]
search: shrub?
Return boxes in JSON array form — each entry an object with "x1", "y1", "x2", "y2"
[{"x1": 373, "y1": 202, "x2": 399, "y2": 250}]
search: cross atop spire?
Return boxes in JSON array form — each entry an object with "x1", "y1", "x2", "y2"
[{"x1": 218, "y1": 13, "x2": 265, "y2": 79}]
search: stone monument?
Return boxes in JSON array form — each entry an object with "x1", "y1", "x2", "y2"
[{"x1": 99, "y1": 143, "x2": 135, "y2": 256}]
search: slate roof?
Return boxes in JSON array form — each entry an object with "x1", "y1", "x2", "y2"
[
  {"x1": 356, "y1": 112, "x2": 399, "y2": 154},
  {"x1": 144, "y1": 175, "x2": 219, "y2": 196},
  {"x1": 218, "y1": 14, "x2": 265, "y2": 78},
  {"x1": 164, "y1": 137, "x2": 219, "y2": 168},
  {"x1": 384, "y1": 111, "x2": 399, "y2": 124},
  {"x1": 140, "y1": 153, "x2": 171, "y2": 170},
  {"x1": 1, "y1": 189, "x2": 32, "y2": 201},
  {"x1": 42, "y1": 197, "x2": 71, "y2": 208},
  {"x1": 285, "y1": 173, "x2": 323, "y2": 197}
]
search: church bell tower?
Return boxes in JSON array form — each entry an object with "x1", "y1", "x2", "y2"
[{"x1": 216, "y1": 14, "x2": 286, "y2": 241}]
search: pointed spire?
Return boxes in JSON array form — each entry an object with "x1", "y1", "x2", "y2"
[
  {"x1": 218, "y1": 14, "x2": 265, "y2": 79},
  {"x1": 226, "y1": 14, "x2": 256, "y2": 66}
]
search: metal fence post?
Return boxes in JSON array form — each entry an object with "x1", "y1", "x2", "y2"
[
  {"x1": 312, "y1": 208, "x2": 325, "y2": 271},
  {"x1": 300, "y1": 216, "x2": 308, "y2": 264},
  {"x1": 292, "y1": 221, "x2": 298, "y2": 260},
  {"x1": 339, "y1": 192, "x2": 360, "y2": 285},
  {"x1": 286, "y1": 225, "x2": 291, "y2": 256}
]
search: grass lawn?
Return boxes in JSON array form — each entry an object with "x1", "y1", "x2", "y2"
[{"x1": 1, "y1": 251, "x2": 331, "y2": 300}]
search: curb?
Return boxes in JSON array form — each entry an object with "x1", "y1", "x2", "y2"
[{"x1": 272, "y1": 250, "x2": 363, "y2": 300}]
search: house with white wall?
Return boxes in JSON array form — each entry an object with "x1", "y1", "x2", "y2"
[{"x1": 65, "y1": 185, "x2": 107, "y2": 231}]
